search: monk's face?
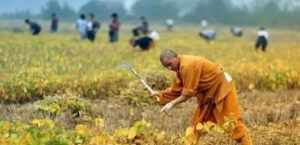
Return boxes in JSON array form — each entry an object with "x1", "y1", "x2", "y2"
[{"x1": 162, "y1": 57, "x2": 179, "y2": 72}]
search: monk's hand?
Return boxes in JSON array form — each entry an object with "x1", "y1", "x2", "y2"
[
  {"x1": 150, "y1": 90, "x2": 160, "y2": 102},
  {"x1": 160, "y1": 102, "x2": 174, "y2": 113},
  {"x1": 150, "y1": 90, "x2": 160, "y2": 97}
]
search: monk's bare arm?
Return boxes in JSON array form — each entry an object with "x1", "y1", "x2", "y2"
[
  {"x1": 169, "y1": 95, "x2": 189, "y2": 106},
  {"x1": 160, "y1": 95, "x2": 190, "y2": 113}
]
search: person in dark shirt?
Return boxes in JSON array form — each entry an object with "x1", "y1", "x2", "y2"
[
  {"x1": 87, "y1": 13, "x2": 100, "y2": 42},
  {"x1": 140, "y1": 16, "x2": 149, "y2": 35},
  {"x1": 132, "y1": 27, "x2": 141, "y2": 37},
  {"x1": 109, "y1": 13, "x2": 120, "y2": 43},
  {"x1": 50, "y1": 13, "x2": 59, "y2": 33},
  {"x1": 24, "y1": 19, "x2": 42, "y2": 35},
  {"x1": 130, "y1": 30, "x2": 154, "y2": 51},
  {"x1": 199, "y1": 30, "x2": 216, "y2": 43},
  {"x1": 230, "y1": 27, "x2": 243, "y2": 37},
  {"x1": 132, "y1": 36, "x2": 154, "y2": 51}
]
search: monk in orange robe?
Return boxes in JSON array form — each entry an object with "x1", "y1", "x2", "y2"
[{"x1": 151, "y1": 49, "x2": 252, "y2": 145}]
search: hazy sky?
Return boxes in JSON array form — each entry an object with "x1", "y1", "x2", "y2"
[
  {"x1": 0, "y1": 0, "x2": 137, "y2": 14},
  {"x1": 0, "y1": 0, "x2": 299, "y2": 14}
]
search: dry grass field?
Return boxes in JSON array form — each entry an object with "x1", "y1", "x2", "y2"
[{"x1": 0, "y1": 22, "x2": 299, "y2": 144}]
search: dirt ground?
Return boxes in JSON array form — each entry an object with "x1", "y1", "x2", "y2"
[{"x1": 1, "y1": 90, "x2": 299, "y2": 144}]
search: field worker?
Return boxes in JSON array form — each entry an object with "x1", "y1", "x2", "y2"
[
  {"x1": 130, "y1": 30, "x2": 159, "y2": 51},
  {"x1": 166, "y1": 19, "x2": 174, "y2": 31},
  {"x1": 201, "y1": 19, "x2": 208, "y2": 28},
  {"x1": 199, "y1": 30, "x2": 216, "y2": 42},
  {"x1": 151, "y1": 49, "x2": 253, "y2": 145},
  {"x1": 148, "y1": 30, "x2": 160, "y2": 40},
  {"x1": 132, "y1": 27, "x2": 141, "y2": 38},
  {"x1": 109, "y1": 13, "x2": 121, "y2": 43},
  {"x1": 255, "y1": 27, "x2": 269, "y2": 52},
  {"x1": 140, "y1": 16, "x2": 149, "y2": 35},
  {"x1": 50, "y1": 13, "x2": 59, "y2": 33},
  {"x1": 86, "y1": 13, "x2": 100, "y2": 42},
  {"x1": 230, "y1": 27, "x2": 243, "y2": 37},
  {"x1": 75, "y1": 14, "x2": 88, "y2": 39},
  {"x1": 24, "y1": 19, "x2": 42, "y2": 35}
]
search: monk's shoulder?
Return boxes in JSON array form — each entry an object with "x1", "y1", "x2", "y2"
[
  {"x1": 180, "y1": 55, "x2": 206, "y2": 66},
  {"x1": 179, "y1": 55, "x2": 205, "y2": 75}
]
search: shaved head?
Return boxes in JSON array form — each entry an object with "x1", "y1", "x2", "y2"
[
  {"x1": 160, "y1": 49, "x2": 178, "y2": 62},
  {"x1": 160, "y1": 49, "x2": 179, "y2": 71}
]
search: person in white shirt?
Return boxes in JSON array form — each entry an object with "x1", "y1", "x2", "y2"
[
  {"x1": 201, "y1": 19, "x2": 208, "y2": 28},
  {"x1": 76, "y1": 14, "x2": 88, "y2": 40},
  {"x1": 255, "y1": 27, "x2": 269, "y2": 52},
  {"x1": 166, "y1": 19, "x2": 174, "y2": 31}
]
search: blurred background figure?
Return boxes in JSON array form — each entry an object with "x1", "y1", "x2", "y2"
[
  {"x1": 201, "y1": 19, "x2": 208, "y2": 28},
  {"x1": 24, "y1": 19, "x2": 42, "y2": 35},
  {"x1": 148, "y1": 30, "x2": 160, "y2": 41},
  {"x1": 86, "y1": 13, "x2": 100, "y2": 42},
  {"x1": 50, "y1": 13, "x2": 59, "y2": 33},
  {"x1": 230, "y1": 26, "x2": 243, "y2": 37},
  {"x1": 130, "y1": 30, "x2": 159, "y2": 51},
  {"x1": 140, "y1": 16, "x2": 149, "y2": 35},
  {"x1": 109, "y1": 13, "x2": 120, "y2": 43},
  {"x1": 132, "y1": 27, "x2": 141, "y2": 38},
  {"x1": 75, "y1": 14, "x2": 88, "y2": 40},
  {"x1": 255, "y1": 27, "x2": 269, "y2": 52},
  {"x1": 166, "y1": 18, "x2": 174, "y2": 31},
  {"x1": 130, "y1": 31, "x2": 154, "y2": 51},
  {"x1": 199, "y1": 29, "x2": 216, "y2": 43}
]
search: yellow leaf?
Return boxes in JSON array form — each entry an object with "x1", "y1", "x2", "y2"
[
  {"x1": 206, "y1": 121, "x2": 216, "y2": 128},
  {"x1": 95, "y1": 117, "x2": 104, "y2": 129},
  {"x1": 248, "y1": 83, "x2": 255, "y2": 90},
  {"x1": 75, "y1": 124, "x2": 90, "y2": 136},
  {"x1": 89, "y1": 135, "x2": 110, "y2": 145},
  {"x1": 212, "y1": 126, "x2": 225, "y2": 134},
  {"x1": 31, "y1": 119, "x2": 54, "y2": 129},
  {"x1": 128, "y1": 128, "x2": 137, "y2": 140},
  {"x1": 156, "y1": 131, "x2": 166, "y2": 141},
  {"x1": 18, "y1": 133, "x2": 33, "y2": 145},
  {"x1": 184, "y1": 127, "x2": 198, "y2": 145},
  {"x1": 113, "y1": 128, "x2": 129, "y2": 137},
  {"x1": 185, "y1": 127, "x2": 194, "y2": 137},
  {"x1": 196, "y1": 123, "x2": 203, "y2": 131}
]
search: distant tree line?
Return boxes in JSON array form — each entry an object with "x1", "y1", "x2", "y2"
[
  {"x1": 1, "y1": 0, "x2": 300, "y2": 26},
  {"x1": 182, "y1": 0, "x2": 300, "y2": 26}
]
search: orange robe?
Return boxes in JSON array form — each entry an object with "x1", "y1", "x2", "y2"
[{"x1": 158, "y1": 55, "x2": 252, "y2": 145}]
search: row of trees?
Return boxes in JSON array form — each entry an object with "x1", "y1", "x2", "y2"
[
  {"x1": 183, "y1": 0, "x2": 300, "y2": 26},
  {"x1": 1, "y1": 0, "x2": 300, "y2": 26}
]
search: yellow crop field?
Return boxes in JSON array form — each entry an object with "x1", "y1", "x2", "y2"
[{"x1": 0, "y1": 25, "x2": 299, "y2": 145}]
